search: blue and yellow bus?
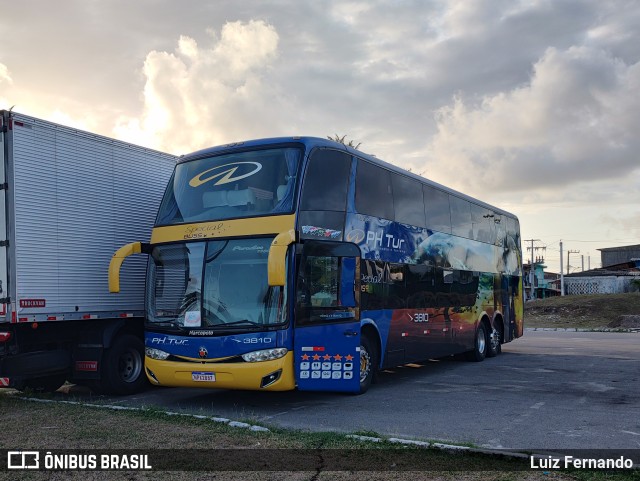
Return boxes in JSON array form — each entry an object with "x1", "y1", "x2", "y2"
[{"x1": 110, "y1": 137, "x2": 523, "y2": 394}]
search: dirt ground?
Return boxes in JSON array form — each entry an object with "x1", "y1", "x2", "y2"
[{"x1": 524, "y1": 292, "x2": 640, "y2": 329}]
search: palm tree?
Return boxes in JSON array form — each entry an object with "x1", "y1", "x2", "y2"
[{"x1": 327, "y1": 134, "x2": 361, "y2": 150}]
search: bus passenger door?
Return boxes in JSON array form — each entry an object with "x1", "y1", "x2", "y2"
[{"x1": 294, "y1": 241, "x2": 360, "y2": 393}]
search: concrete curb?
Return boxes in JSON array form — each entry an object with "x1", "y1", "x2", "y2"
[
  {"x1": 347, "y1": 435, "x2": 640, "y2": 468},
  {"x1": 525, "y1": 327, "x2": 640, "y2": 333},
  {"x1": 15, "y1": 397, "x2": 640, "y2": 469},
  {"x1": 19, "y1": 396, "x2": 271, "y2": 433},
  {"x1": 347, "y1": 434, "x2": 529, "y2": 460}
]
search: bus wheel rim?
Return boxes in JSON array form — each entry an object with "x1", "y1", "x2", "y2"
[
  {"x1": 477, "y1": 330, "x2": 486, "y2": 354},
  {"x1": 360, "y1": 348, "x2": 371, "y2": 383}
]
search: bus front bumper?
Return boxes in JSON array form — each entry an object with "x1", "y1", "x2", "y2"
[{"x1": 144, "y1": 352, "x2": 296, "y2": 391}]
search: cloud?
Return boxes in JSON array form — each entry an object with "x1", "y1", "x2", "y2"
[
  {"x1": 114, "y1": 20, "x2": 284, "y2": 154},
  {"x1": 0, "y1": 63, "x2": 12, "y2": 84},
  {"x1": 0, "y1": 63, "x2": 12, "y2": 112},
  {"x1": 422, "y1": 46, "x2": 640, "y2": 196}
]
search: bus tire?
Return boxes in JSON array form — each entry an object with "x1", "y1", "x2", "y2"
[
  {"x1": 465, "y1": 323, "x2": 487, "y2": 362},
  {"x1": 486, "y1": 323, "x2": 502, "y2": 358},
  {"x1": 359, "y1": 335, "x2": 377, "y2": 394},
  {"x1": 101, "y1": 334, "x2": 147, "y2": 395}
]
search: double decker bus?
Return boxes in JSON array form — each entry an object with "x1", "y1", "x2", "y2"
[{"x1": 110, "y1": 137, "x2": 523, "y2": 394}]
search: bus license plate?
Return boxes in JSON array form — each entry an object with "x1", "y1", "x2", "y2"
[{"x1": 192, "y1": 371, "x2": 216, "y2": 382}]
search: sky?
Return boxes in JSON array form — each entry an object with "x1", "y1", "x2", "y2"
[{"x1": 1, "y1": 0, "x2": 639, "y2": 273}]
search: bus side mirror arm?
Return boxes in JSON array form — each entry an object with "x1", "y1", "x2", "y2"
[
  {"x1": 109, "y1": 242, "x2": 150, "y2": 293},
  {"x1": 268, "y1": 230, "x2": 297, "y2": 286}
]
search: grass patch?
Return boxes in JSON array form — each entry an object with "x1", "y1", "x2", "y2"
[
  {"x1": 0, "y1": 393, "x2": 637, "y2": 480},
  {"x1": 524, "y1": 293, "x2": 640, "y2": 329}
]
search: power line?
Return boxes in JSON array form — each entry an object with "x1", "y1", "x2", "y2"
[{"x1": 561, "y1": 239, "x2": 639, "y2": 243}]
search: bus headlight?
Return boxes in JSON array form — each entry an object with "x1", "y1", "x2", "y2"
[
  {"x1": 242, "y1": 348, "x2": 288, "y2": 363},
  {"x1": 145, "y1": 347, "x2": 170, "y2": 360}
]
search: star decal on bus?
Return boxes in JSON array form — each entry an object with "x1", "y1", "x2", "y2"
[
  {"x1": 345, "y1": 354, "x2": 354, "y2": 361},
  {"x1": 333, "y1": 354, "x2": 342, "y2": 361},
  {"x1": 301, "y1": 354, "x2": 310, "y2": 360},
  {"x1": 323, "y1": 354, "x2": 332, "y2": 360},
  {"x1": 312, "y1": 354, "x2": 321, "y2": 360}
]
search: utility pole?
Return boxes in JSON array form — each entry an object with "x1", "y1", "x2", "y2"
[
  {"x1": 581, "y1": 255, "x2": 584, "y2": 272},
  {"x1": 525, "y1": 239, "x2": 543, "y2": 300},
  {"x1": 567, "y1": 249, "x2": 580, "y2": 275},
  {"x1": 560, "y1": 240, "x2": 564, "y2": 296}
]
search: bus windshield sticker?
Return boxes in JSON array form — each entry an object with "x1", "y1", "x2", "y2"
[
  {"x1": 301, "y1": 226, "x2": 342, "y2": 239},
  {"x1": 184, "y1": 311, "x2": 201, "y2": 327}
]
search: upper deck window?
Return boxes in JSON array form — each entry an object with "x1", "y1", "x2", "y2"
[
  {"x1": 300, "y1": 149, "x2": 351, "y2": 212},
  {"x1": 355, "y1": 160, "x2": 394, "y2": 220},
  {"x1": 156, "y1": 147, "x2": 302, "y2": 226}
]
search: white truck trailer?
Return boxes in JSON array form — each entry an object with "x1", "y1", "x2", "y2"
[{"x1": 0, "y1": 110, "x2": 176, "y2": 394}]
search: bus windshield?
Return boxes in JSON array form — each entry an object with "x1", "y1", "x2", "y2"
[
  {"x1": 146, "y1": 238, "x2": 287, "y2": 331},
  {"x1": 156, "y1": 147, "x2": 301, "y2": 225}
]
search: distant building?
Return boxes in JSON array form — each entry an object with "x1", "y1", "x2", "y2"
[
  {"x1": 598, "y1": 244, "x2": 640, "y2": 268},
  {"x1": 564, "y1": 260, "x2": 640, "y2": 295},
  {"x1": 523, "y1": 257, "x2": 560, "y2": 300}
]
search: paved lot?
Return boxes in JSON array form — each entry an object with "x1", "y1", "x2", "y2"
[{"x1": 71, "y1": 330, "x2": 640, "y2": 451}]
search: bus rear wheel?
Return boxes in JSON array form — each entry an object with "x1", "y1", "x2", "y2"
[
  {"x1": 359, "y1": 335, "x2": 378, "y2": 394},
  {"x1": 465, "y1": 323, "x2": 487, "y2": 362},
  {"x1": 486, "y1": 324, "x2": 502, "y2": 358}
]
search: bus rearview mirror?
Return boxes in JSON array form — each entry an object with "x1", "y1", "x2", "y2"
[{"x1": 268, "y1": 230, "x2": 296, "y2": 286}]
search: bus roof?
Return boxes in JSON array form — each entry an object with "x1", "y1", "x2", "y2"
[{"x1": 180, "y1": 136, "x2": 518, "y2": 221}]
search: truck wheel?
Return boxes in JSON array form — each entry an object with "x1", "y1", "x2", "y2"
[
  {"x1": 101, "y1": 334, "x2": 147, "y2": 395},
  {"x1": 358, "y1": 335, "x2": 378, "y2": 394},
  {"x1": 465, "y1": 323, "x2": 487, "y2": 362}
]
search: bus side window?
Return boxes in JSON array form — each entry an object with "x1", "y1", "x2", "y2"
[
  {"x1": 423, "y1": 185, "x2": 451, "y2": 234},
  {"x1": 391, "y1": 174, "x2": 425, "y2": 227},
  {"x1": 449, "y1": 195, "x2": 473, "y2": 239},
  {"x1": 300, "y1": 150, "x2": 351, "y2": 211},
  {"x1": 299, "y1": 149, "x2": 352, "y2": 240},
  {"x1": 360, "y1": 259, "x2": 387, "y2": 310},
  {"x1": 301, "y1": 256, "x2": 339, "y2": 308},
  {"x1": 471, "y1": 204, "x2": 495, "y2": 244},
  {"x1": 387, "y1": 263, "x2": 406, "y2": 309},
  {"x1": 355, "y1": 160, "x2": 394, "y2": 221},
  {"x1": 406, "y1": 264, "x2": 435, "y2": 308}
]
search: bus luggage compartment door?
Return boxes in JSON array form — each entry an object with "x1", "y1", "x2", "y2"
[{"x1": 294, "y1": 241, "x2": 360, "y2": 393}]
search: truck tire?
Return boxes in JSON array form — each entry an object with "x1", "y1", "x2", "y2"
[{"x1": 101, "y1": 334, "x2": 147, "y2": 395}]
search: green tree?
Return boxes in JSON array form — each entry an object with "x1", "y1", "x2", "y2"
[{"x1": 327, "y1": 134, "x2": 361, "y2": 150}]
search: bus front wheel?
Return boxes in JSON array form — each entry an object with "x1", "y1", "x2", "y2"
[{"x1": 359, "y1": 335, "x2": 378, "y2": 394}]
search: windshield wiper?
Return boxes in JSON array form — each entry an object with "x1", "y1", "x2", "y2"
[
  {"x1": 211, "y1": 319, "x2": 262, "y2": 329},
  {"x1": 149, "y1": 320, "x2": 182, "y2": 329}
]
